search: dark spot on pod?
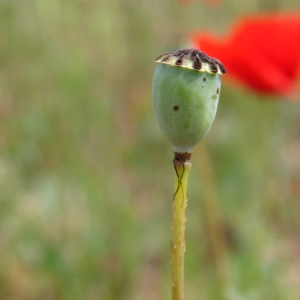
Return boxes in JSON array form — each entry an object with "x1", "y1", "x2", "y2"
[
  {"x1": 175, "y1": 58, "x2": 183, "y2": 66},
  {"x1": 216, "y1": 87, "x2": 219, "y2": 94},
  {"x1": 203, "y1": 77, "x2": 206, "y2": 82},
  {"x1": 173, "y1": 105, "x2": 179, "y2": 111},
  {"x1": 193, "y1": 57, "x2": 202, "y2": 70}
]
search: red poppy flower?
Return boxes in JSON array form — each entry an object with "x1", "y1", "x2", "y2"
[{"x1": 191, "y1": 14, "x2": 300, "y2": 98}]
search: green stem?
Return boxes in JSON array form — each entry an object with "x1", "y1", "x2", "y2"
[{"x1": 171, "y1": 153, "x2": 192, "y2": 300}]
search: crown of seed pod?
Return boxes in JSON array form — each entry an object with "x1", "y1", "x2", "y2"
[{"x1": 152, "y1": 48, "x2": 226, "y2": 153}]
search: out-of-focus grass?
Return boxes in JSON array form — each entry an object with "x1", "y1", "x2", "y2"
[{"x1": 1, "y1": 0, "x2": 300, "y2": 299}]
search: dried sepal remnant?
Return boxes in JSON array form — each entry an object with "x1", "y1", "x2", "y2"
[{"x1": 155, "y1": 48, "x2": 226, "y2": 75}]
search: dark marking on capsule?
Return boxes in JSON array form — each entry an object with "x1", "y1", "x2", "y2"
[
  {"x1": 211, "y1": 65, "x2": 218, "y2": 74},
  {"x1": 154, "y1": 48, "x2": 226, "y2": 74},
  {"x1": 216, "y1": 87, "x2": 219, "y2": 94},
  {"x1": 199, "y1": 54, "x2": 209, "y2": 63},
  {"x1": 208, "y1": 61, "x2": 218, "y2": 73},
  {"x1": 162, "y1": 54, "x2": 172, "y2": 62},
  {"x1": 173, "y1": 105, "x2": 179, "y2": 111},
  {"x1": 173, "y1": 49, "x2": 189, "y2": 58},
  {"x1": 155, "y1": 52, "x2": 169, "y2": 61},
  {"x1": 214, "y1": 59, "x2": 227, "y2": 74},
  {"x1": 190, "y1": 49, "x2": 198, "y2": 59},
  {"x1": 203, "y1": 77, "x2": 206, "y2": 82},
  {"x1": 193, "y1": 57, "x2": 202, "y2": 70},
  {"x1": 219, "y1": 64, "x2": 226, "y2": 74},
  {"x1": 173, "y1": 50, "x2": 182, "y2": 57},
  {"x1": 175, "y1": 58, "x2": 183, "y2": 66}
]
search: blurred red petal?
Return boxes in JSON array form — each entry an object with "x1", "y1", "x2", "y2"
[{"x1": 191, "y1": 14, "x2": 300, "y2": 98}]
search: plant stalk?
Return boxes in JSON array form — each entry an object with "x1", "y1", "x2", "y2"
[{"x1": 171, "y1": 153, "x2": 192, "y2": 300}]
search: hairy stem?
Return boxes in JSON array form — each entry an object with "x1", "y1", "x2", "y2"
[{"x1": 171, "y1": 153, "x2": 192, "y2": 300}]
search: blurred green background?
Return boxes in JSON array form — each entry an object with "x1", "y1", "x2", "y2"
[{"x1": 1, "y1": 0, "x2": 300, "y2": 299}]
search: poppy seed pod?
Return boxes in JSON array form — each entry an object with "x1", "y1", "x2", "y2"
[{"x1": 152, "y1": 49, "x2": 226, "y2": 153}]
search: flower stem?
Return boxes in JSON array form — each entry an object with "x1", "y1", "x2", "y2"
[{"x1": 171, "y1": 153, "x2": 192, "y2": 300}]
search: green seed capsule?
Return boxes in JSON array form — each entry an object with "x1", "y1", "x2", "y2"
[{"x1": 152, "y1": 49, "x2": 226, "y2": 153}]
